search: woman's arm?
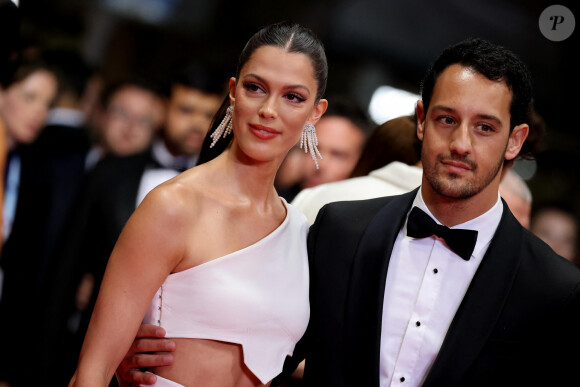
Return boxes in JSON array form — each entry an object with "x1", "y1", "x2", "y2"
[{"x1": 70, "y1": 185, "x2": 188, "y2": 386}]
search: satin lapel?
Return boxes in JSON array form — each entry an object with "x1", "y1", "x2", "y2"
[
  {"x1": 344, "y1": 188, "x2": 418, "y2": 386},
  {"x1": 423, "y1": 201, "x2": 523, "y2": 386}
]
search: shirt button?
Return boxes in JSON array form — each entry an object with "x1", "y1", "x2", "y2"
[
  {"x1": 400, "y1": 376, "x2": 405, "y2": 382},
  {"x1": 433, "y1": 268, "x2": 439, "y2": 274},
  {"x1": 416, "y1": 321, "x2": 421, "y2": 327}
]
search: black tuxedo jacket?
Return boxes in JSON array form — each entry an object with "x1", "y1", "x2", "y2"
[{"x1": 281, "y1": 188, "x2": 580, "y2": 386}]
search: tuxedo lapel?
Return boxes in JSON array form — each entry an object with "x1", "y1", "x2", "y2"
[
  {"x1": 423, "y1": 201, "x2": 523, "y2": 386},
  {"x1": 344, "y1": 189, "x2": 417, "y2": 386}
]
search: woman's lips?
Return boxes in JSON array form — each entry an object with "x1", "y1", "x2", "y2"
[{"x1": 249, "y1": 124, "x2": 279, "y2": 140}]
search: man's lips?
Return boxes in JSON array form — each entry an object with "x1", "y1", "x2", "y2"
[{"x1": 441, "y1": 159, "x2": 474, "y2": 173}]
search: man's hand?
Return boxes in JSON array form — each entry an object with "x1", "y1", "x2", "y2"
[{"x1": 115, "y1": 324, "x2": 176, "y2": 386}]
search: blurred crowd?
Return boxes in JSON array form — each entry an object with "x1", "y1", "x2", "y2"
[{"x1": 0, "y1": 1, "x2": 578, "y2": 386}]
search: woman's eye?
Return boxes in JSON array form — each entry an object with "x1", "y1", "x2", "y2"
[{"x1": 286, "y1": 93, "x2": 305, "y2": 103}]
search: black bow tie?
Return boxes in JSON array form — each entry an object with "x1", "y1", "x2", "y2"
[{"x1": 406, "y1": 207, "x2": 478, "y2": 261}]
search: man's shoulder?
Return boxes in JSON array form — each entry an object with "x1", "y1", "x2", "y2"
[
  {"x1": 520, "y1": 226, "x2": 580, "y2": 284},
  {"x1": 315, "y1": 191, "x2": 413, "y2": 227},
  {"x1": 323, "y1": 194, "x2": 398, "y2": 212}
]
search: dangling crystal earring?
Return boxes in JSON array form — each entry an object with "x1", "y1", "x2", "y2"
[
  {"x1": 300, "y1": 122, "x2": 322, "y2": 169},
  {"x1": 209, "y1": 105, "x2": 234, "y2": 148}
]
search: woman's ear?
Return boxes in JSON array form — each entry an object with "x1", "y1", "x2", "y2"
[
  {"x1": 228, "y1": 77, "x2": 237, "y2": 106},
  {"x1": 310, "y1": 98, "x2": 328, "y2": 125}
]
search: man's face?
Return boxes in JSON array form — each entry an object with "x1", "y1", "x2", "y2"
[
  {"x1": 101, "y1": 86, "x2": 163, "y2": 156},
  {"x1": 301, "y1": 116, "x2": 365, "y2": 188},
  {"x1": 164, "y1": 84, "x2": 221, "y2": 157},
  {"x1": 417, "y1": 64, "x2": 528, "y2": 205}
]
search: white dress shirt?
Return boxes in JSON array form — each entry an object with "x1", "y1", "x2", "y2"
[
  {"x1": 136, "y1": 138, "x2": 197, "y2": 207},
  {"x1": 379, "y1": 188, "x2": 503, "y2": 386}
]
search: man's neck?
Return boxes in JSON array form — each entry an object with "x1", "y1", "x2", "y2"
[{"x1": 421, "y1": 181, "x2": 501, "y2": 227}]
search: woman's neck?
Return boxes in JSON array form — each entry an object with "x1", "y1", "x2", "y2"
[{"x1": 212, "y1": 149, "x2": 280, "y2": 207}]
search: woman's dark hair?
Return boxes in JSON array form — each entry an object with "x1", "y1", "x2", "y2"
[
  {"x1": 197, "y1": 21, "x2": 328, "y2": 166},
  {"x1": 420, "y1": 38, "x2": 533, "y2": 135},
  {"x1": 0, "y1": 56, "x2": 58, "y2": 91}
]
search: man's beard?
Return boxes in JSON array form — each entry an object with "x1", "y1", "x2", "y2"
[{"x1": 423, "y1": 151, "x2": 504, "y2": 200}]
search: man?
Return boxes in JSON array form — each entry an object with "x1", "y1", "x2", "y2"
[
  {"x1": 41, "y1": 62, "x2": 224, "y2": 385},
  {"x1": 119, "y1": 39, "x2": 580, "y2": 386},
  {"x1": 87, "y1": 78, "x2": 164, "y2": 166}
]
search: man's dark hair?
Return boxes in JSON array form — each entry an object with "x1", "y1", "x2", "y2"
[
  {"x1": 420, "y1": 38, "x2": 533, "y2": 132},
  {"x1": 99, "y1": 77, "x2": 162, "y2": 108},
  {"x1": 43, "y1": 48, "x2": 93, "y2": 101},
  {"x1": 169, "y1": 61, "x2": 227, "y2": 97}
]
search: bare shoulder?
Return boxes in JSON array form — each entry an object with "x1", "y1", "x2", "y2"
[{"x1": 136, "y1": 169, "x2": 206, "y2": 230}]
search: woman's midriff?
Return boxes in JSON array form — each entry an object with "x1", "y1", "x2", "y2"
[{"x1": 150, "y1": 338, "x2": 271, "y2": 387}]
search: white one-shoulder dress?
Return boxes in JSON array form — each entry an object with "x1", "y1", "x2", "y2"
[{"x1": 141, "y1": 199, "x2": 310, "y2": 386}]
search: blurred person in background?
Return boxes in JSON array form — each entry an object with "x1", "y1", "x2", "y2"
[
  {"x1": 531, "y1": 203, "x2": 579, "y2": 265},
  {"x1": 25, "y1": 48, "x2": 96, "y2": 278},
  {"x1": 0, "y1": 55, "x2": 59, "y2": 387},
  {"x1": 277, "y1": 95, "x2": 372, "y2": 201},
  {"x1": 0, "y1": 0, "x2": 21, "y2": 252},
  {"x1": 86, "y1": 78, "x2": 164, "y2": 168},
  {"x1": 42, "y1": 61, "x2": 225, "y2": 386}
]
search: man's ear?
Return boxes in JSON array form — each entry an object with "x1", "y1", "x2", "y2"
[
  {"x1": 505, "y1": 123, "x2": 529, "y2": 161},
  {"x1": 228, "y1": 77, "x2": 236, "y2": 106},
  {"x1": 416, "y1": 100, "x2": 426, "y2": 141},
  {"x1": 309, "y1": 98, "x2": 328, "y2": 125}
]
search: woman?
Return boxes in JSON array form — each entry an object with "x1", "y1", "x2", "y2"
[
  {"x1": 0, "y1": 58, "x2": 58, "y2": 385},
  {"x1": 0, "y1": 59, "x2": 58, "y2": 245},
  {"x1": 70, "y1": 21, "x2": 328, "y2": 387}
]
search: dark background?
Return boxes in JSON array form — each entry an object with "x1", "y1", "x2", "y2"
[{"x1": 12, "y1": 0, "x2": 580, "y2": 214}]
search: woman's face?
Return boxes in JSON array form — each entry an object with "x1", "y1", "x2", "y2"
[
  {"x1": 229, "y1": 45, "x2": 327, "y2": 168},
  {"x1": 0, "y1": 69, "x2": 58, "y2": 147}
]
